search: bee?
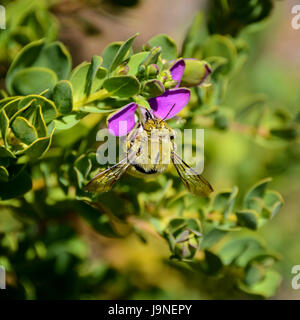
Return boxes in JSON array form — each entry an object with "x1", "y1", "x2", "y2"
[{"x1": 85, "y1": 110, "x2": 213, "y2": 196}]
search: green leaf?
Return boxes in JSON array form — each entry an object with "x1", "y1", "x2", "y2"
[
  {"x1": 262, "y1": 190, "x2": 283, "y2": 219},
  {"x1": 244, "y1": 177, "x2": 272, "y2": 207},
  {"x1": 11, "y1": 67, "x2": 58, "y2": 95},
  {"x1": 0, "y1": 167, "x2": 32, "y2": 200},
  {"x1": 187, "y1": 250, "x2": 223, "y2": 275},
  {"x1": 21, "y1": 136, "x2": 52, "y2": 159},
  {"x1": 6, "y1": 40, "x2": 71, "y2": 95},
  {"x1": 236, "y1": 210, "x2": 258, "y2": 230},
  {"x1": 11, "y1": 117, "x2": 38, "y2": 145},
  {"x1": 139, "y1": 47, "x2": 162, "y2": 68},
  {"x1": 0, "y1": 90, "x2": 7, "y2": 100},
  {"x1": 127, "y1": 52, "x2": 149, "y2": 76},
  {"x1": 85, "y1": 55, "x2": 103, "y2": 97},
  {"x1": 101, "y1": 42, "x2": 122, "y2": 70},
  {"x1": 18, "y1": 95, "x2": 57, "y2": 124},
  {"x1": 214, "y1": 112, "x2": 228, "y2": 130},
  {"x1": 47, "y1": 120, "x2": 55, "y2": 137},
  {"x1": 164, "y1": 218, "x2": 185, "y2": 234},
  {"x1": 74, "y1": 155, "x2": 92, "y2": 188},
  {"x1": 53, "y1": 80, "x2": 73, "y2": 115},
  {"x1": 201, "y1": 228, "x2": 227, "y2": 250},
  {"x1": 212, "y1": 186, "x2": 238, "y2": 219},
  {"x1": 6, "y1": 39, "x2": 45, "y2": 94},
  {"x1": 69, "y1": 62, "x2": 107, "y2": 101},
  {"x1": 79, "y1": 106, "x2": 115, "y2": 114},
  {"x1": 294, "y1": 111, "x2": 300, "y2": 124},
  {"x1": 201, "y1": 250, "x2": 223, "y2": 275},
  {"x1": 205, "y1": 56, "x2": 229, "y2": 76},
  {"x1": 142, "y1": 80, "x2": 165, "y2": 98},
  {"x1": 1, "y1": 97, "x2": 22, "y2": 118},
  {"x1": 69, "y1": 62, "x2": 89, "y2": 101},
  {"x1": 76, "y1": 202, "x2": 125, "y2": 238},
  {"x1": 207, "y1": 0, "x2": 273, "y2": 36},
  {"x1": 33, "y1": 105, "x2": 47, "y2": 137},
  {"x1": 0, "y1": 146, "x2": 15, "y2": 159},
  {"x1": 182, "y1": 12, "x2": 204, "y2": 57},
  {"x1": 0, "y1": 166, "x2": 9, "y2": 182},
  {"x1": 110, "y1": 33, "x2": 138, "y2": 72},
  {"x1": 218, "y1": 237, "x2": 266, "y2": 268},
  {"x1": 33, "y1": 41, "x2": 72, "y2": 80},
  {"x1": 244, "y1": 197, "x2": 264, "y2": 214},
  {"x1": 92, "y1": 67, "x2": 107, "y2": 91},
  {"x1": 17, "y1": 121, "x2": 55, "y2": 159},
  {"x1": 238, "y1": 269, "x2": 282, "y2": 298},
  {"x1": 0, "y1": 97, "x2": 21, "y2": 110},
  {"x1": 270, "y1": 127, "x2": 298, "y2": 140},
  {"x1": 55, "y1": 112, "x2": 87, "y2": 131},
  {"x1": 103, "y1": 75, "x2": 140, "y2": 98},
  {"x1": 202, "y1": 35, "x2": 237, "y2": 76},
  {"x1": 133, "y1": 96, "x2": 151, "y2": 110},
  {"x1": 149, "y1": 34, "x2": 177, "y2": 61},
  {"x1": 243, "y1": 264, "x2": 264, "y2": 287},
  {"x1": 0, "y1": 110, "x2": 9, "y2": 146},
  {"x1": 8, "y1": 98, "x2": 35, "y2": 124}
]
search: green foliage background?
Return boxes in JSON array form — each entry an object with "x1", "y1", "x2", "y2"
[{"x1": 0, "y1": 0, "x2": 299, "y2": 300}]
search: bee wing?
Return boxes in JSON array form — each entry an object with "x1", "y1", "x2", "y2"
[
  {"x1": 85, "y1": 157, "x2": 131, "y2": 193},
  {"x1": 171, "y1": 152, "x2": 213, "y2": 196},
  {"x1": 85, "y1": 126, "x2": 141, "y2": 193}
]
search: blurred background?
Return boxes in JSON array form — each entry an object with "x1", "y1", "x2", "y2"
[{"x1": 0, "y1": 0, "x2": 300, "y2": 299}]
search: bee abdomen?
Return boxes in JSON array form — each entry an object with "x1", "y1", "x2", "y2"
[{"x1": 133, "y1": 164, "x2": 158, "y2": 175}]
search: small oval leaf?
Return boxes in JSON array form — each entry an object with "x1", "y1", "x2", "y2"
[
  {"x1": 11, "y1": 117, "x2": 38, "y2": 145},
  {"x1": 53, "y1": 80, "x2": 73, "y2": 115},
  {"x1": 103, "y1": 75, "x2": 140, "y2": 98}
]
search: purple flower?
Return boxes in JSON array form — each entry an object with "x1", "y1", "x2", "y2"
[
  {"x1": 108, "y1": 88, "x2": 190, "y2": 136},
  {"x1": 169, "y1": 59, "x2": 186, "y2": 88},
  {"x1": 107, "y1": 58, "x2": 211, "y2": 137}
]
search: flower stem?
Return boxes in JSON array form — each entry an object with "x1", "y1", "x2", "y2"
[{"x1": 74, "y1": 89, "x2": 112, "y2": 108}]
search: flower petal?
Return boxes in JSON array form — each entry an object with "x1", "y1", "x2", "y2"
[
  {"x1": 169, "y1": 59, "x2": 185, "y2": 88},
  {"x1": 148, "y1": 88, "x2": 190, "y2": 120},
  {"x1": 108, "y1": 103, "x2": 137, "y2": 136},
  {"x1": 201, "y1": 64, "x2": 212, "y2": 85}
]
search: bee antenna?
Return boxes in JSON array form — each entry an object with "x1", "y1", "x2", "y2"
[{"x1": 160, "y1": 103, "x2": 176, "y2": 122}]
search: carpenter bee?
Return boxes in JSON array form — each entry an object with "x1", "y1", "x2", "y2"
[{"x1": 85, "y1": 109, "x2": 213, "y2": 196}]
